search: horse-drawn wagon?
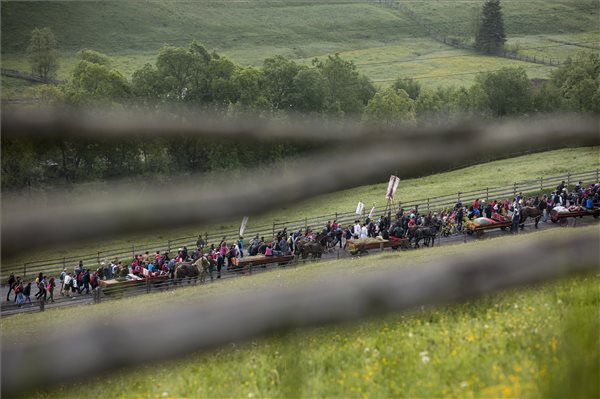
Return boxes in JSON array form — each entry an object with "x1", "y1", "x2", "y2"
[
  {"x1": 550, "y1": 206, "x2": 600, "y2": 225},
  {"x1": 466, "y1": 217, "x2": 512, "y2": 236},
  {"x1": 231, "y1": 254, "x2": 295, "y2": 273},
  {"x1": 346, "y1": 237, "x2": 408, "y2": 255},
  {"x1": 100, "y1": 273, "x2": 170, "y2": 295}
]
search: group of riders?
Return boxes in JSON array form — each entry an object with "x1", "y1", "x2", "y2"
[{"x1": 6, "y1": 180, "x2": 600, "y2": 306}]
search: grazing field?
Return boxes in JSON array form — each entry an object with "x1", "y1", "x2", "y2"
[
  {"x1": 4, "y1": 225, "x2": 598, "y2": 398},
  {"x1": 1, "y1": 1, "x2": 598, "y2": 86},
  {"x1": 3, "y1": 146, "x2": 599, "y2": 267}
]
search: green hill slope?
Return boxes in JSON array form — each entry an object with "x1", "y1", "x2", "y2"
[{"x1": 2, "y1": 1, "x2": 598, "y2": 86}]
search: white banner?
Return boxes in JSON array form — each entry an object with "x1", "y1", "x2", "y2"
[
  {"x1": 386, "y1": 175, "x2": 401, "y2": 201},
  {"x1": 239, "y1": 216, "x2": 249, "y2": 237},
  {"x1": 355, "y1": 201, "x2": 365, "y2": 215},
  {"x1": 368, "y1": 206, "x2": 375, "y2": 219}
]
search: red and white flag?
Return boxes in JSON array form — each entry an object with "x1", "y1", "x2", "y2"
[{"x1": 386, "y1": 175, "x2": 401, "y2": 201}]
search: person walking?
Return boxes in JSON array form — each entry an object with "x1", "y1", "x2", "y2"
[
  {"x1": 46, "y1": 277, "x2": 56, "y2": 303},
  {"x1": 539, "y1": 195, "x2": 548, "y2": 223},
  {"x1": 6, "y1": 273, "x2": 16, "y2": 302},
  {"x1": 59, "y1": 268, "x2": 67, "y2": 296},
  {"x1": 511, "y1": 206, "x2": 521, "y2": 234},
  {"x1": 22, "y1": 282, "x2": 32, "y2": 306},
  {"x1": 36, "y1": 276, "x2": 47, "y2": 303}
]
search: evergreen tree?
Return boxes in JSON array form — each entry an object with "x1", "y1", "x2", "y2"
[{"x1": 475, "y1": 0, "x2": 506, "y2": 54}]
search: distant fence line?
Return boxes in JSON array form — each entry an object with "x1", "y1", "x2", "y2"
[
  {"x1": 376, "y1": 0, "x2": 563, "y2": 67},
  {"x1": 1, "y1": 68, "x2": 65, "y2": 85},
  {"x1": 4, "y1": 168, "x2": 598, "y2": 281}
]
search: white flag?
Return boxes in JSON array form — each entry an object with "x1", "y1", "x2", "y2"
[
  {"x1": 239, "y1": 216, "x2": 249, "y2": 237},
  {"x1": 355, "y1": 201, "x2": 365, "y2": 215},
  {"x1": 368, "y1": 206, "x2": 375, "y2": 219},
  {"x1": 386, "y1": 175, "x2": 401, "y2": 201}
]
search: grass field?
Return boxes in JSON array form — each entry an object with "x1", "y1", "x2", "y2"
[
  {"x1": 3, "y1": 225, "x2": 598, "y2": 398},
  {"x1": 3, "y1": 147, "x2": 599, "y2": 269},
  {"x1": 1, "y1": 1, "x2": 598, "y2": 87}
]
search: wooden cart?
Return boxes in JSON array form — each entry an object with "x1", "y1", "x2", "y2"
[
  {"x1": 346, "y1": 237, "x2": 408, "y2": 255},
  {"x1": 231, "y1": 254, "x2": 295, "y2": 274},
  {"x1": 466, "y1": 219, "x2": 512, "y2": 236},
  {"x1": 550, "y1": 207, "x2": 600, "y2": 226},
  {"x1": 100, "y1": 273, "x2": 170, "y2": 295}
]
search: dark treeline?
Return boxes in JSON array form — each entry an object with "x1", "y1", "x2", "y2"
[{"x1": 3, "y1": 42, "x2": 599, "y2": 191}]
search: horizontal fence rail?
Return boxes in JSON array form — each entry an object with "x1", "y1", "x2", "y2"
[
  {"x1": 3, "y1": 168, "x2": 599, "y2": 281},
  {"x1": 2, "y1": 229, "x2": 598, "y2": 397}
]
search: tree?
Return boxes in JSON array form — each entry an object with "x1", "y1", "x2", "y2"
[
  {"x1": 362, "y1": 87, "x2": 416, "y2": 127},
  {"x1": 393, "y1": 78, "x2": 421, "y2": 100},
  {"x1": 474, "y1": 67, "x2": 532, "y2": 116},
  {"x1": 475, "y1": 0, "x2": 506, "y2": 54},
  {"x1": 262, "y1": 56, "x2": 300, "y2": 110},
  {"x1": 77, "y1": 49, "x2": 111, "y2": 67},
  {"x1": 66, "y1": 57, "x2": 130, "y2": 104},
  {"x1": 27, "y1": 27, "x2": 58, "y2": 81},
  {"x1": 314, "y1": 54, "x2": 375, "y2": 116},
  {"x1": 549, "y1": 51, "x2": 600, "y2": 113},
  {"x1": 290, "y1": 67, "x2": 325, "y2": 114}
]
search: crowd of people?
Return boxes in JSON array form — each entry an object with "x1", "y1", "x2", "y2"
[{"x1": 6, "y1": 180, "x2": 599, "y2": 307}]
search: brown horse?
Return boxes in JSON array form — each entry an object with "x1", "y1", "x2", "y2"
[
  {"x1": 520, "y1": 206, "x2": 542, "y2": 229},
  {"x1": 297, "y1": 242, "x2": 324, "y2": 260},
  {"x1": 174, "y1": 262, "x2": 200, "y2": 284}
]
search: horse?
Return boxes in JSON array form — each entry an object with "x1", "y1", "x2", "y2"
[
  {"x1": 408, "y1": 223, "x2": 440, "y2": 248},
  {"x1": 520, "y1": 206, "x2": 542, "y2": 229},
  {"x1": 314, "y1": 231, "x2": 334, "y2": 250},
  {"x1": 174, "y1": 262, "x2": 201, "y2": 285},
  {"x1": 297, "y1": 242, "x2": 324, "y2": 260}
]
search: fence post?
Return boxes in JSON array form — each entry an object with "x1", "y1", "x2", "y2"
[
  {"x1": 513, "y1": 182, "x2": 517, "y2": 198},
  {"x1": 567, "y1": 172, "x2": 571, "y2": 188},
  {"x1": 486, "y1": 188, "x2": 489, "y2": 201},
  {"x1": 205, "y1": 232, "x2": 209, "y2": 243},
  {"x1": 38, "y1": 297, "x2": 45, "y2": 312},
  {"x1": 63, "y1": 257, "x2": 66, "y2": 272},
  {"x1": 335, "y1": 212, "x2": 338, "y2": 221},
  {"x1": 132, "y1": 245, "x2": 135, "y2": 260},
  {"x1": 23, "y1": 263, "x2": 27, "y2": 280},
  {"x1": 457, "y1": 192, "x2": 461, "y2": 204},
  {"x1": 596, "y1": 168, "x2": 599, "y2": 182},
  {"x1": 427, "y1": 198, "x2": 430, "y2": 212},
  {"x1": 272, "y1": 223, "x2": 276, "y2": 239},
  {"x1": 97, "y1": 251, "x2": 101, "y2": 264},
  {"x1": 540, "y1": 177, "x2": 543, "y2": 192},
  {"x1": 304, "y1": 218, "x2": 308, "y2": 231}
]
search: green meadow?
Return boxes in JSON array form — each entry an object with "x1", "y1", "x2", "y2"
[{"x1": 1, "y1": 0, "x2": 598, "y2": 89}]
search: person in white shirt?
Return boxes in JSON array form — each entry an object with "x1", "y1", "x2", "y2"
[
  {"x1": 353, "y1": 221, "x2": 361, "y2": 239},
  {"x1": 360, "y1": 224, "x2": 369, "y2": 239},
  {"x1": 63, "y1": 273, "x2": 73, "y2": 297}
]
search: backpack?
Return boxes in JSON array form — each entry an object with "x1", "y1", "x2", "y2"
[{"x1": 14, "y1": 285, "x2": 21, "y2": 294}]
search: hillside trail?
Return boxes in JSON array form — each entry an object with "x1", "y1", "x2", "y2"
[{"x1": 1, "y1": 216, "x2": 598, "y2": 317}]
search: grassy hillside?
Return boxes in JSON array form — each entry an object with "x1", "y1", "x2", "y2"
[
  {"x1": 3, "y1": 147, "x2": 599, "y2": 267},
  {"x1": 1, "y1": 1, "x2": 597, "y2": 86},
  {"x1": 4, "y1": 225, "x2": 598, "y2": 398}
]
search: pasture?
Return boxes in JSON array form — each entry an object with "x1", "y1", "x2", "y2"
[
  {"x1": 3, "y1": 147, "x2": 598, "y2": 268},
  {"x1": 1, "y1": 0, "x2": 598, "y2": 87},
  {"x1": 3, "y1": 225, "x2": 598, "y2": 398}
]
